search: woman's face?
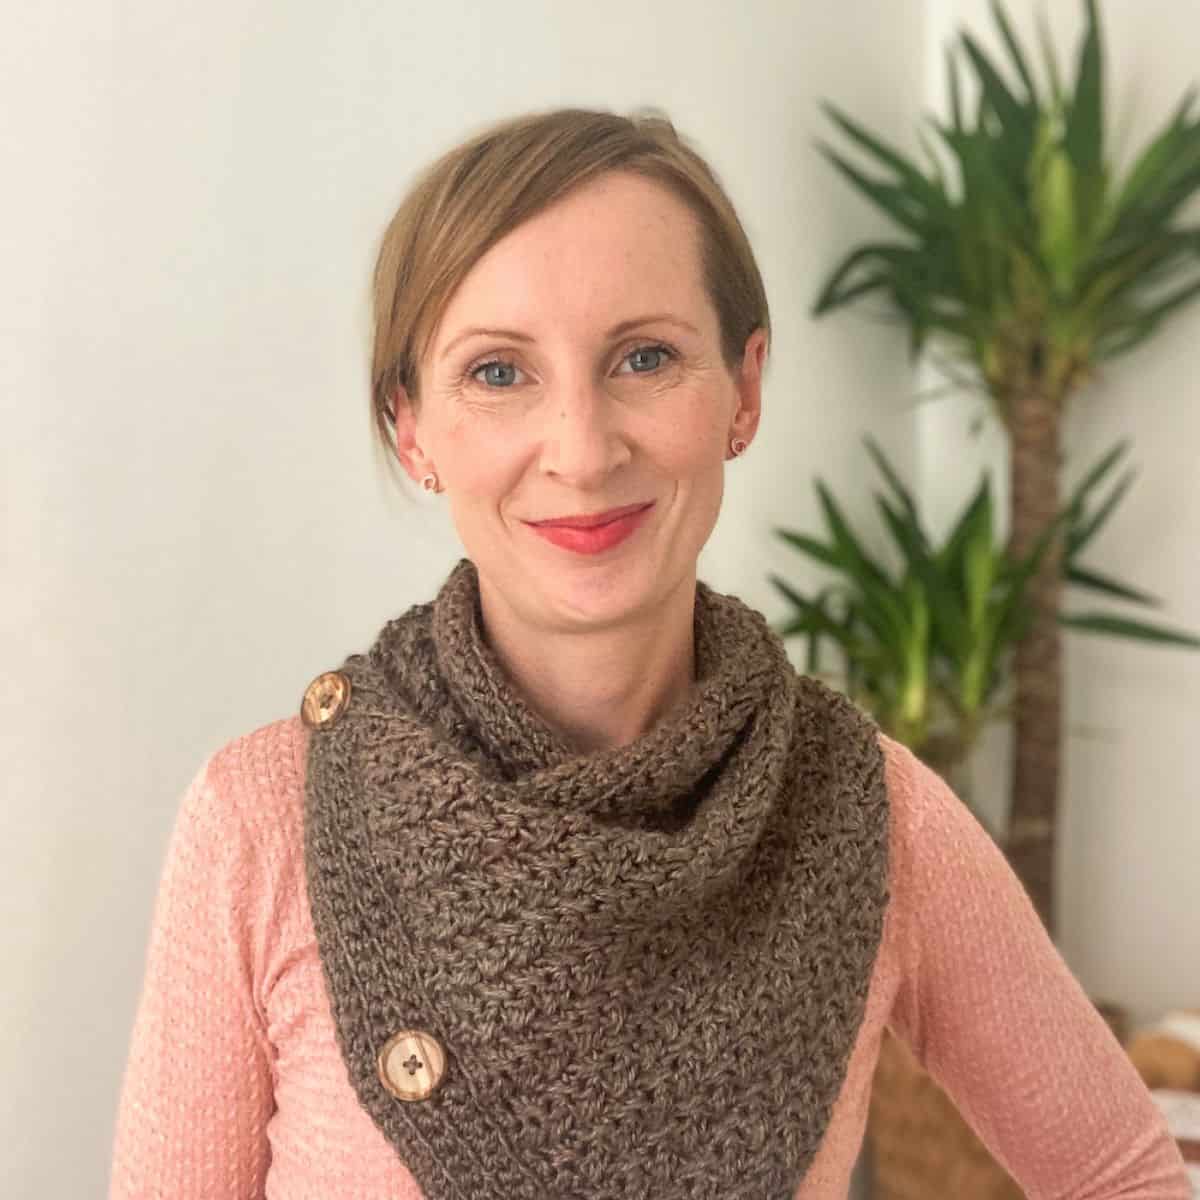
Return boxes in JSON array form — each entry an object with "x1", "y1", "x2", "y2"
[{"x1": 395, "y1": 169, "x2": 765, "y2": 634}]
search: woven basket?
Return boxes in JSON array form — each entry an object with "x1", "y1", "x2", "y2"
[{"x1": 866, "y1": 1028, "x2": 1024, "y2": 1200}]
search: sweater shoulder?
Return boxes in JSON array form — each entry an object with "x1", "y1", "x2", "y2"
[
  {"x1": 873, "y1": 731, "x2": 943, "y2": 899},
  {"x1": 174, "y1": 715, "x2": 313, "y2": 1002},
  {"x1": 875, "y1": 733, "x2": 929, "y2": 835},
  {"x1": 201, "y1": 713, "x2": 311, "y2": 839}
]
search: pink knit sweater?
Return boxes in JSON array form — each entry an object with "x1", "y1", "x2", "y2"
[{"x1": 109, "y1": 715, "x2": 1190, "y2": 1198}]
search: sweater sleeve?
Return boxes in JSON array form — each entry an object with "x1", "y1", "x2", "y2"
[
  {"x1": 883, "y1": 736, "x2": 1190, "y2": 1199},
  {"x1": 109, "y1": 754, "x2": 276, "y2": 1199}
]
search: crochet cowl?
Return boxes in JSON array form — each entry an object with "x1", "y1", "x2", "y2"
[{"x1": 304, "y1": 557, "x2": 890, "y2": 1199}]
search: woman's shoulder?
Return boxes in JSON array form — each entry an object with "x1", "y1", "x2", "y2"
[
  {"x1": 159, "y1": 715, "x2": 313, "y2": 968},
  {"x1": 204, "y1": 713, "x2": 310, "y2": 808},
  {"x1": 876, "y1": 731, "x2": 933, "y2": 837},
  {"x1": 874, "y1": 730, "x2": 985, "y2": 896},
  {"x1": 180, "y1": 714, "x2": 311, "y2": 863},
  {"x1": 874, "y1": 729, "x2": 1004, "y2": 880}
]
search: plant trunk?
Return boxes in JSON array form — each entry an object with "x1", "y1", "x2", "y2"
[{"x1": 1006, "y1": 382, "x2": 1066, "y2": 939}]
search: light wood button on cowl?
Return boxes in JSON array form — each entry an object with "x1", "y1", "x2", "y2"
[
  {"x1": 300, "y1": 671, "x2": 352, "y2": 729},
  {"x1": 378, "y1": 1030, "x2": 447, "y2": 1101}
]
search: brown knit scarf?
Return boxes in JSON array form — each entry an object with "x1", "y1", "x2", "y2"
[{"x1": 304, "y1": 557, "x2": 889, "y2": 1199}]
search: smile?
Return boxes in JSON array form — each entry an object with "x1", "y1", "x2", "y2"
[{"x1": 525, "y1": 503, "x2": 655, "y2": 555}]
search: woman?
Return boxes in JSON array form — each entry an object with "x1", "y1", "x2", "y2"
[{"x1": 110, "y1": 107, "x2": 1190, "y2": 1198}]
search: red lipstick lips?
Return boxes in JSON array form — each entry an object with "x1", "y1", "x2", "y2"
[
  {"x1": 530, "y1": 502, "x2": 653, "y2": 529},
  {"x1": 526, "y1": 502, "x2": 655, "y2": 555}
]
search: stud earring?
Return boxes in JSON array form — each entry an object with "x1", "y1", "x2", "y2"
[
  {"x1": 730, "y1": 438, "x2": 748, "y2": 456},
  {"x1": 421, "y1": 473, "x2": 439, "y2": 493}
]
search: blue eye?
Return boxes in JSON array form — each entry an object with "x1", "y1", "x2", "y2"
[
  {"x1": 470, "y1": 360, "x2": 521, "y2": 388},
  {"x1": 624, "y1": 344, "x2": 673, "y2": 373}
]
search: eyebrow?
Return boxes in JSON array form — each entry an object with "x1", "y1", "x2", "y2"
[{"x1": 439, "y1": 314, "x2": 701, "y2": 358}]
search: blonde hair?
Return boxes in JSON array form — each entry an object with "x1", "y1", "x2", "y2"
[{"x1": 370, "y1": 106, "x2": 771, "y2": 468}]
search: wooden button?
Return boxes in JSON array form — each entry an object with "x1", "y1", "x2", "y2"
[
  {"x1": 378, "y1": 1029, "x2": 447, "y2": 1102},
  {"x1": 300, "y1": 671, "x2": 352, "y2": 729}
]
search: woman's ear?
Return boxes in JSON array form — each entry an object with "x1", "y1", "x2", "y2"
[
  {"x1": 392, "y1": 387, "x2": 434, "y2": 486},
  {"x1": 731, "y1": 327, "x2": 767, "y2": 444}
]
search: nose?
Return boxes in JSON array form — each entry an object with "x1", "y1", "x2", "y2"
[{"x1": 538, "y1": 373, "x2": 632, "y2": 487}]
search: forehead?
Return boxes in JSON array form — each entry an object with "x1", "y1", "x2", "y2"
[{"x1": 430, "y1": 172, "x2": 710, "y2": 353}]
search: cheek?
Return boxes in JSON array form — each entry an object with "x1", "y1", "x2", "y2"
[
  {"x1": 650, "y1": 393, "x2": 728, "y2": 475},
  {"x1": 441, "y1": 412, "x2": 526, "y2": 499}
]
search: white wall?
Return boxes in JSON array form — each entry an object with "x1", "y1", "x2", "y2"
[
  {"x1": 920, "y1": 0, "x2": 1200, "y2": 1030},
  {"x1": 2, "y1": 1, "x2": 924, "y2": 1194}
]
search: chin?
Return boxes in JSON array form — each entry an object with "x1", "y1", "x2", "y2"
[{"x1": 531, "y1": 551, "x2": 663, "y2": 628}]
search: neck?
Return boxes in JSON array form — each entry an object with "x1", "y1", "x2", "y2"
[{"x1": 475, "y1": 570, "x2": 698, "y2": 753}]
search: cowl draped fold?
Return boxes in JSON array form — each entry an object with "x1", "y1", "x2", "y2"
[{"x1": 304, "y1": 557, "x2": 889, "y2": 1199}]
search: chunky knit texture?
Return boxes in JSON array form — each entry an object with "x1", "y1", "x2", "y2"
[
  {"x1": 304, "y1": 558, "x2": 890, "y2": 1199},
  {"x1": 109, "y1": 577, "x2": 1192, "y2": 1199}
]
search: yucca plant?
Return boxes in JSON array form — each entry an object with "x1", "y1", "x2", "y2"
[
  {"x1": 771, "y1": 435, "x2": 1199, "y2": 846},
  {"x1": 811, "y1": 0, "x2": 1200, "y2": 935}
]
